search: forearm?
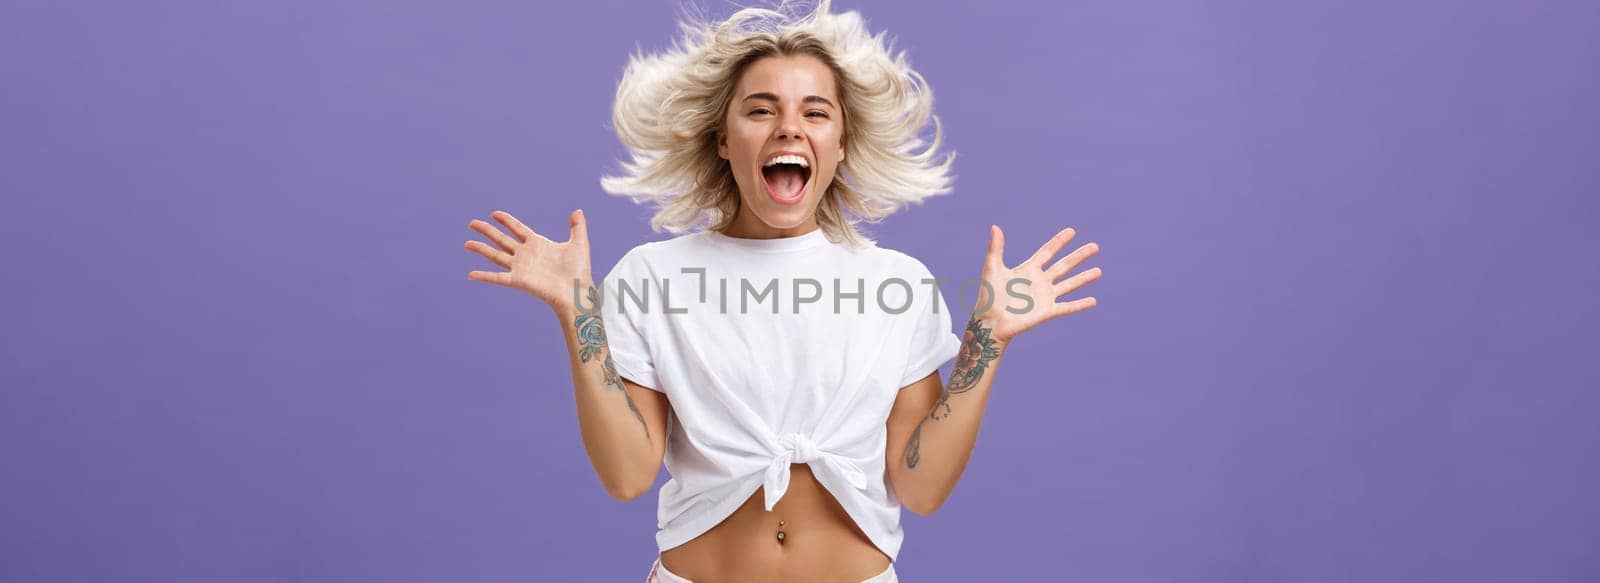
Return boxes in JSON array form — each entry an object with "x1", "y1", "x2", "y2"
[
  {"x1": 899, "y1": 314, "x2": 1007, "y2": 513},
  {"x1": 557, "y1": 282, "x2": 656, "y2": 500}
]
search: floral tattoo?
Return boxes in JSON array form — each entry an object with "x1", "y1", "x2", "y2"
[
  {"x1": 576, "y1": 285, "x2": 649, "y2": 441},
  {"x1": 947, "y1": 315, "x2": 1001, "y2": 394}
]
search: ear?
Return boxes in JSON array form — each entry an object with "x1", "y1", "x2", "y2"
[{"x1": 716, "y1": 129, "x2": 730, "y2": 161}]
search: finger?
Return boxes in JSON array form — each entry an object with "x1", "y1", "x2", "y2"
[
  {"x1": 464, "y1": 240, "x2": 512, "y2": 269},
  {"x1": 1025, "y1": 227, "x2": 1076, "y2": 268},
  {"x1": 1046, "y1": 241, "x2": 1101, "y2": 281},
  {"x1": 1051, "y1": 296, "x2": 1099, "y2": 318},
  {"x1": 469, "y1": 219, "x2": 520, "y2": 253},
  {"x1": 467, "y1": 270, "x2": 516, "y2": 287},
  {"x1": 491, "y1": 210, "x2": 547, "y2": 244},
  {"x1": 986, "y1": 225, "x2": 1006, "y2": 271},
  {"x1": 1052, "y1": 266, "x2": 1103, "y2": 297},
  {"x1": 569, "y1": 209, "x2": 588, "y2": 245}
]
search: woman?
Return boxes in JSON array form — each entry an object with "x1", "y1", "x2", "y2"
[{"x1": 463, "y1": 2, "x2": 1102, "y2": 581}]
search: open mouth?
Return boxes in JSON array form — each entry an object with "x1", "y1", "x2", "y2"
[{"x1": 761, "y1": 155, "x2": 811, "y2": 204}]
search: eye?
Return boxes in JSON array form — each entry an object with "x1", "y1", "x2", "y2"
[
  {"x1": 750, "y1": 107, "x2": 773, "y2": 116},
  {"x1": 806, "y1": 110, "x2": 830, "y2": 119}
]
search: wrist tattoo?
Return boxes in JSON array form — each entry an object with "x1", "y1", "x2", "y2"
[{"x1": 948, "y1": 315, "x2": 1000, "y2": 393}]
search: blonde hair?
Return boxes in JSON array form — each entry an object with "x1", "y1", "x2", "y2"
[{"x1": 599, "y1": 0, "x2": 955, "y2": 249}]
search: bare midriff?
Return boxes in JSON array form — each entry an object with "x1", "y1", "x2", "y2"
[{"x1": 658, "y1": 463, "x2": 891, "y2": 582}]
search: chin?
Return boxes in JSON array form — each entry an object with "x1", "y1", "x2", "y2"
[
  {"x1": 741, "y1": 187, "x2": 820, "y2": 227},
  {"x1": 751, "y1": 208, "x2": 813, "y2": 230},
  {"x1": 762, "y1": 196, "x2": 825, "y2": 224}
]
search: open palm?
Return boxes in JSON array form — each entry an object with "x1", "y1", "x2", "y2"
[
  {"x1": 974, "y1": 225, "x2": 1103, "y2": 344},
  {"x1": 464, "y1": 209, "x2": 594, "y2": 310}
]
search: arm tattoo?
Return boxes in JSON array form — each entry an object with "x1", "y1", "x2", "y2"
[
  {"x1": 904, "y1": 315, "x2": 1001, "y2": 469},
  {"x1": 948, "y1": 315, "x2": 1001, "y2": 394},
  {"x1": 576, "y1": 285, "x2": 651, "y2": 442},
  {"x1": 905, "y1": 423, "x2": 925, "y2": 469}
]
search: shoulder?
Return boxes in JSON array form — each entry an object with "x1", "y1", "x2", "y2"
[
  {"x1": 611, "y1": 231, "x2": 714, "y2": 267},
  {"x1": 625, "y1": 230, "x2": 704, "y2": 255},
  {"x1": 847, "y1": 242, "x2": 954, "y2": 314},
  {"x1": 850, "y1": 241, "x2": 938, "y2": 280}
]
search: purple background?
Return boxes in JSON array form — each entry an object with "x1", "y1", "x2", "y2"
[{"x1": 3, "y1": 0, "x2": 1596, "y2": 581}]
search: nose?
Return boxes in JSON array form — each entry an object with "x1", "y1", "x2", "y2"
[{"x1": 775, "y1": 117, "x2": 803, "y2": 141}]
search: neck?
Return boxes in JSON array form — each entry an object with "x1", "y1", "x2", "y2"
[{"x1": 719, "y1": 207, "x2": 820, "y2": 240}]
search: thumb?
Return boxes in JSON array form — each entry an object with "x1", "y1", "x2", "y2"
[
  {"x1": 986, "y1": 224, "x2": 1005, "y2": 270},
  {"x1": 569, "y1": 209, "x2": 588, "y2": 245}
]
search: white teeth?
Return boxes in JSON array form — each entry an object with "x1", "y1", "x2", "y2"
[{"x1": 763, "y1": 154, "x2": 809, "y2": 168}]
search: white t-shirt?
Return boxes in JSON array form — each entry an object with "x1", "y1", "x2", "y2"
[{"x1": 598, "y1": 227, "x2": 963, "y2": 562}]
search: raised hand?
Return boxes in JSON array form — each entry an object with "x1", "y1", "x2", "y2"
[
  {"x1": 971, "y1": 224, "x2": 1102, "y2": 345},
  {"x1": 464, "y1": 209, "x2": 594, "y2": 311}
]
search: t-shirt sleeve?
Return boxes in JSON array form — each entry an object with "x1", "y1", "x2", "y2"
[
  {"x1": 898, "y1": 257, "x2": 965, "y2": 388},
  {"x1": 599, "y1": 247, "x2": 663, "y2": 392}
]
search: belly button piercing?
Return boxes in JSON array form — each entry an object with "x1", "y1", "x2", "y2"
[{"x1": 776, "y1": 531, "x2": 786, "y2": 542}]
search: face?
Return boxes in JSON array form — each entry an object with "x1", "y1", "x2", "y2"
[{"x1": 716, "y1": 54, "x2": 845, "y2": 237}]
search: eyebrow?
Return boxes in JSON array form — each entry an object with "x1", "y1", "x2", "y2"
[{"x1": 741, "y1": 92, "x2": 836, "y2": 109}]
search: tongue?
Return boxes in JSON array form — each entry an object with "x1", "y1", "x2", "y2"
[{"x1": 764, "y1": 166, "x2": 805, "y2": 199}]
